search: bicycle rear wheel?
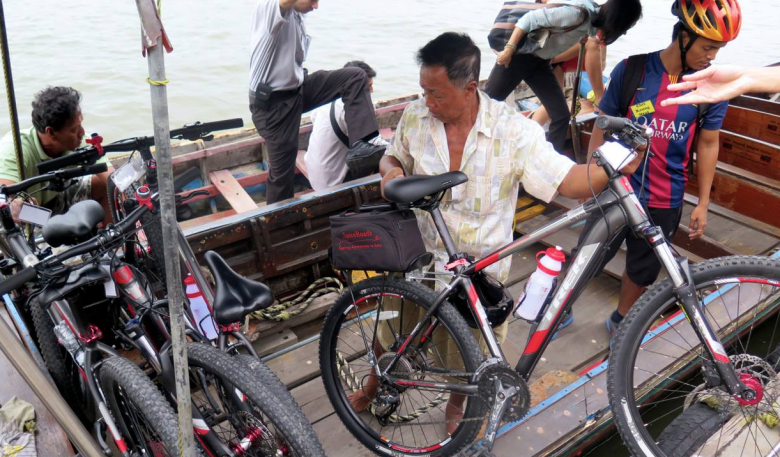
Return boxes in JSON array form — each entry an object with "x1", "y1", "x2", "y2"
[
  {"x1": 609, "y1": 256, "x2": 780, "y2": 457},
  {"x1": 186, "y1": 342, "x2": 325, "y2": 457},
  {"x1": 320, "y1": 276, "x2": 486, "y2": 457}
]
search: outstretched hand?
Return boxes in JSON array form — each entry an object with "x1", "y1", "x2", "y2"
[{"x1": 660, "y1": 66, "x2": 750, "y2": 107}]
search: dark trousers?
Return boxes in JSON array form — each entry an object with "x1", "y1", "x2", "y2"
[
  {"x1": 484, "y1": 54, "x2": 569, "y2": 153},
  {"x1": 250, "y1": 67, "x2": 378, "y2": 204}
]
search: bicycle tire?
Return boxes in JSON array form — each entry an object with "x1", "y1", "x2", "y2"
[
  {"x1": 656, "y1": 403, "x2": 731, "y2": 457},
  {"x1": 30, "y1": 299, "x2": 82, "y2": 414},
  {"x1": 609, "y1": 255, "x2": 780, "y2": 457},
  {"x1": 319, "y1": 276, "x2": 486, "y2": 457},
  {"x1": 187, "y1": 342, "x2": 326, "y2": 457},
  {"x1": 107, "y1": 177, "x2": 168, "y2": 286},
  {"x1": 99, "y1": 356, "x2": 189, "y2": 456}
]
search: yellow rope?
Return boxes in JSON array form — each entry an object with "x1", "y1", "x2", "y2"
[
  {"x1": 157, "y1": 0, "x2": 162, "y2": 16},
  {"x1": 146, "y1": 77, "x2": 169, "y2": 86}
]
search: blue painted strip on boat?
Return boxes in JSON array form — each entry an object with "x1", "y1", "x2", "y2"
[
  {"x1": 497, "y1": 255, "x2": 780, "y2": 439},
  {"x1": 2, "y1": 293, "x2": 48, "y2": 370}
]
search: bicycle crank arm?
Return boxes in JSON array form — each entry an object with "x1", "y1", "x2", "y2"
[
  {"x1": 675, "y1": 258, "x2": 747, "y2": 396},
  {"x1": 479, "y1": 376, "x2": 520, "y2": 452}
]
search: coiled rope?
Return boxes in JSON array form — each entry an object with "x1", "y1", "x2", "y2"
[{"x1": 250, "y1": 277, "x2": 343, "y2": 321}]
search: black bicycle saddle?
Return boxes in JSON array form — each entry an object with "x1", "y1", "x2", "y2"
[
  {"x1": 42, "y1": 200, "x2": 105, "y2": 247},
  {"x1": 203, "y1": 250, "x2": 274, "y2": 326},
  {"x1": 384, "y1": 171, "x2": 468, "y2": 204}
]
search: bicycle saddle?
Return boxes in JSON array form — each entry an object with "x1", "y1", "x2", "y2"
[
  {"x1": 43, "y1": 200, "x2": 105, "y2": 247},
  {"x1": 384, "y1": 171, "x2": 468, "y2": 204},
  {"x1": 203, "y1": 250, "x2": 274, "y2": 326}
]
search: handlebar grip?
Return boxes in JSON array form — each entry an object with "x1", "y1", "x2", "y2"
[
  {"x1": 0, "y1": 267, "x2": 38, "y2": 296},
  {"x1": 200, "y1": 118, "x2": 244, "y2": 132},
  {"x1": 595, "y1": 115, "x2": 631, "y2": 132},
  {"x1": 59, "y1": 163, "x2": 108, "y2": 180},
  {"x1": 37, "y1": 148, "x2": 101, "y2": 174}
]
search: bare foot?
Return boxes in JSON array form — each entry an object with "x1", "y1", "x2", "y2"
[
  {"x1": 445, "y1": 393, "x2": 466, "y2": 436},
  {"x1": 348, "y1": 369, "x2": 379, "y2": 413}
]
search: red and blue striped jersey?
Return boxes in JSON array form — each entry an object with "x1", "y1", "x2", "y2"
[{"x1": 599, "y1": 51, "x2": 728, "y2": 208}]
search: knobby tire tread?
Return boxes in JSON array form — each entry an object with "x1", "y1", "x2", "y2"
[
  {"x1": 656, "y1": 403, "x2": 730, "y2": 457},
  {"x1": 99, "y1": 356, "x2": 193, "y2": 456},
  {"x1": 187, "y1": 343, "x2": 326, "y2": 457},
  {"x1": 608, "y1": 255, "x2": 780, "y2": 457},
  {"x1": 319, "y1": 276, "x2": 486, "y2": 457}
]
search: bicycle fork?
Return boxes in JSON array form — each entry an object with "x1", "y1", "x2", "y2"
[{"x1": 653, "y1": 238, "x2": 750, "y2": 399}]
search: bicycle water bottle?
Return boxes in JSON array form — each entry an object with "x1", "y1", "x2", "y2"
[
  {"x1": 514, "y1": 246, "x2": 565, "y2": 321},
  {"x1": 185, "y1": 275, "x2": 219, "y2": 340}
]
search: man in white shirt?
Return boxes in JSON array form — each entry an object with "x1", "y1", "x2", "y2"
[
  {"x1": 305, "y1": 61, "x2": 387, "y2": 191},
  {"x1": 248, "y1": 0, "x2": 383, "y2": 204}
]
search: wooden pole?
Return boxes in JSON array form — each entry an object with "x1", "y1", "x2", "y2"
[
  {"x1": 145, "y1": 43, "x2": 196, "y2": 456},
  {"x1": 0, "y1": 0, "x2": 25, "y2": 179}
]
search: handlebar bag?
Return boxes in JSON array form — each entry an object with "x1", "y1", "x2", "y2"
[{"x1": 330, "y1": 208, "x2": 428, "y2": 272}]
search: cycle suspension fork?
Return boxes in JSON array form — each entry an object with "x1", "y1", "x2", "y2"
[{"x1": 652, "y1": 236, "x2": 748, "y2": 397}]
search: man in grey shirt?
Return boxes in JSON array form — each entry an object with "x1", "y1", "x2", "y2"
[{"x1": 249, "y1": 0, "x2": 382, "y2": 204}]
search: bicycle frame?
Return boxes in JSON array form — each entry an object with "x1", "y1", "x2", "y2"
[{"x1": 379, "y1": 165, "x2": 747, "y2": 399}]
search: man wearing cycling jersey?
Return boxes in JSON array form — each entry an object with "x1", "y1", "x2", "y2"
[
  {"x1": 586, "y1": 0, "x2": 741, "y2": 338},
  {"x1": 0, "y1": 86, "x2": 112, "y2": 225}
]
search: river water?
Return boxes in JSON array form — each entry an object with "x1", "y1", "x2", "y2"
[{"x1": 0, "y1": 0, "x2": 777, "y2": 142}]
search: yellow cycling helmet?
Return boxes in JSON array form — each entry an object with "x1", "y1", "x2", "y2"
[{"x1": 672, "y1": 0, "x2": 742, "y2": 42}]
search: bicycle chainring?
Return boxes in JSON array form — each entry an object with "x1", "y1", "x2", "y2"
[{"x1": 477, "y1": 365, "x2": 530, "y2": 422}]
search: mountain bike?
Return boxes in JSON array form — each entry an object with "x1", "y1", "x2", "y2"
[
  {"x1": 97, "y1": 123, "x2": 327, "y2": 456},
  {"x1": 0, "y1": 165, "x2": 189, "y2": 456},
  {"x1": 318, "y1": 114, "x2": 780, "y2": 457}
]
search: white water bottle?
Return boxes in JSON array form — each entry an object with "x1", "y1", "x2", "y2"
[
  {"x1": 514, "y1": 246, "x2": 565, "y2": 321},
  {"x1": 185, "y1": 275, "x2": 219, "y2": 340}
]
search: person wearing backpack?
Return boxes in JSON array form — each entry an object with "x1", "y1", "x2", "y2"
[
  {"x1": 485, "y1": 0, "x2": 642, "y2": 153},
  {"x1": 304, "y1": 61, "x2": 388, "y2": 191},
  {"x1": 582, "y1": 0, "x2": 742, "y2": 341}
]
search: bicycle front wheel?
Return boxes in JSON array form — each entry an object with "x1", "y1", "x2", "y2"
[
  {"x1": 320, "y1": 276, "x2": 486, "y2": 457},
  {"x1": 99, "y1": 356, "x2": 185, "y2": 456},
  {"x1": 609, "y1": 255, "x2": 780, "y2": 457},
  {"x1": 186, "y1": 342, "x2": 325, "y2": 457}
]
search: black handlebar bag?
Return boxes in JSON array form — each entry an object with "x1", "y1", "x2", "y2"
[{"x1": 330, "y1": 209, "x2": 429, "y2": 272}]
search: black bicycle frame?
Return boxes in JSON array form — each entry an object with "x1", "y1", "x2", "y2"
[{"x1": 381, "y1": 169, "x2": 747, "y2": 397}]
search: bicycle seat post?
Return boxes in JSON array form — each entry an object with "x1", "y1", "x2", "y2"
[{"x1": 429, "y1": 205, "x2": 459, "y2": 261}]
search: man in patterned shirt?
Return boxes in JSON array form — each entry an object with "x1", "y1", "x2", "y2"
[{"x1": 370, "y1": 32, "x2": 642, "y2": 434}]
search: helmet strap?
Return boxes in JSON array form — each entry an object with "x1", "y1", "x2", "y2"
[{"x1": 677, "y1": 27, "x2": 698, "y2": 75}]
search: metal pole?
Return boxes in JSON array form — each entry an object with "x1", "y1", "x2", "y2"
[
  {"x1": 146, "y1": 43, "x2": 196, "y2": 456},
  {"x1": 0, "y1": 0, "x2": 24, "y2": 180},
  {"x1": 569, "y1": 39, "x2": 587, "y2": 164},
  {"x1": 0, "y1": 315, "x2": 103, "y2": 456}
]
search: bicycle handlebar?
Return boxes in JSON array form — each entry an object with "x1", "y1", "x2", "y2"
[
  {"x1": 0, "y1": 267, "x2": 38, "y2": 296},
  {"x1": 1, "y1": 163, "x2": 109, "y2": 196},
  {"x1": 79, "y1": 118, "x2": 245, "y2": 157}
]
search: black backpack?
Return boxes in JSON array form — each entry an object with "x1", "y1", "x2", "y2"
[{"x1": 618, "y1": 54, "x2": 710, "y2": 177}]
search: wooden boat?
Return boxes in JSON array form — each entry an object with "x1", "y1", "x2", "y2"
[
  {"x1": 7, "y1": 83, "x2": 780, "y2": 455},
  {"x1": 117, "y1": 88, "x2": 777, "y2": 456}
]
